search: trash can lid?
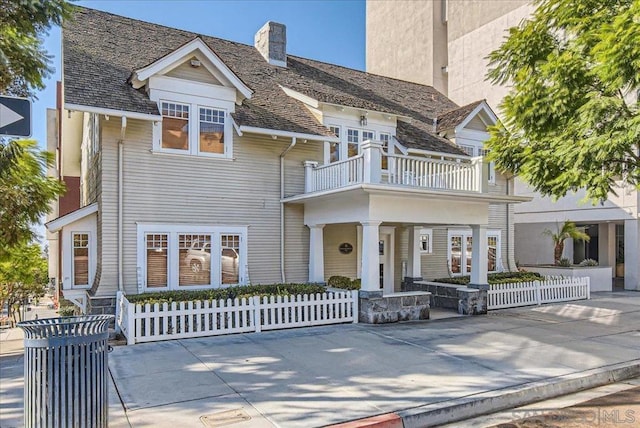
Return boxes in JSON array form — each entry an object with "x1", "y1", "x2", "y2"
[{"x1": 18, "y1": 315, "x2": 113, "y2": 338}]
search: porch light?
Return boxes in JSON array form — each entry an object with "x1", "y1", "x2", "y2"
[{"x1": 360, "y1": 115, "x2": 367, "y2": 126}]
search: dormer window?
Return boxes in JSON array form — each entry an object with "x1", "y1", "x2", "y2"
[
  {"x1": 156, "y1": 100, "x2": 231, "y2": 158},
  {"x1": 161, "y1": 102, "x2": 189, "y2": 151}
]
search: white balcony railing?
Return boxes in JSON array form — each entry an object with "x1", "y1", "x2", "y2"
[{"x1": 304, "y1": 140, "x2": 488, "y2": 194}]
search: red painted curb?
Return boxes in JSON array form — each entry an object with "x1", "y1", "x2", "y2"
[{"x1": 326, "y1": 413, "x2": 403, "y2": 428}]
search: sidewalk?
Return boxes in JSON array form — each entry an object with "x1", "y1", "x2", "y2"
[{"x1": 1, "y1": 291, "x2": 639, "y2": 427}]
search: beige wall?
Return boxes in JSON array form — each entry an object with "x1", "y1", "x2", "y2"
[
  {"x1": 61, "y1": 111, "x2": 83, "y2": 177},
  {"x1": 366, "y1": 0, "x2": 448, "y2": 93},
  {"x1": 366, "y1": 0, "x2": 533, "y2": 111}
]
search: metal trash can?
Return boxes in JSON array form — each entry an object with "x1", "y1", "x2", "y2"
[{"x1": 18, "y1": 315, "x2": 113, "y2": 428}]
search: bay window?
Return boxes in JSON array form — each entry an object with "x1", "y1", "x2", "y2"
[{"x1": 137, "y1": 225, "x2": 247, "y2": 291}]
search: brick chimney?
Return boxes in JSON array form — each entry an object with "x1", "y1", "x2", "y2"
[{"x1": 254, "y1": 21, "x2": 287, "y2": 67}]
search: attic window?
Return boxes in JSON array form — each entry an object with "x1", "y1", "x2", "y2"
[{"x1": 161, "y1": 102, "x2": 189, "y2": 150}]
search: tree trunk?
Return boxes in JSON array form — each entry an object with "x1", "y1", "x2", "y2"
[{"x1": 554, "y1": 241, "x2": 564, "y2": 264}]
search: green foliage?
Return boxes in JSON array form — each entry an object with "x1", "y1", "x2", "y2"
[
  {"x1": 486, "y1": 0, "x2": 640, "y2": 201},
  {"x1": 433, "y1": 271, "x2": 544, "y2": 285},
  {"x1": 579, "y1": 258, "x2": 599, "y2": 267},
  {"x1": 327, "y1": 276, "x2": 361, "y2": 290},
  {"x1": 543, "y1": 221, "x2": 590, "y2": 265},
  {"x1": 0, "y1": 139, "x2": 65, "y2": 254},
  {"x1": 0, "y1": 0, "x2": 74, "y2": 97},
  {"x1": 58, "y1": 307, "x2": 76, "y2": 317},
  {"x1": 558, "y1": 258, "x2": 572, "y2": 267},
  {"x1": 127, "y1": 283, "x2": 327, "y2": 305},
  {"x1": 0, "y1": 241, "x2": 48, "y2": 325}
]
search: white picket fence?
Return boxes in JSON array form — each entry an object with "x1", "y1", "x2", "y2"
[
  {"x1": 488, "y1": 276, "x2": 590, "y2": 310},
  {"x1": 116, "y1": 290, "x2": 359, "y2": 345}
]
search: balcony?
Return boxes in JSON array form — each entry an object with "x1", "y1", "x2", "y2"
[{"x1": 303, "y1": 141, "x2": 488, "y2": 195}]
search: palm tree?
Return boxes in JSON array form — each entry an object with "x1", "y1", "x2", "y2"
[{"x1": 543, "y1": 221, "x2": 590, "y2": 265}]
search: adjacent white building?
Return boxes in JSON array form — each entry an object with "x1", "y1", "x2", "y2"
[{"x1": 366, "y1": 0, "x2": 639, "y2": 290}]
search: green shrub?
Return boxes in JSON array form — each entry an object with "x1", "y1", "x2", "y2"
[
  {"x1": 558, "y1": 258, "x2": 572, "y2": 267},
  {"x1": 127, "y1": 283, "x2": 326, "y2": 305},
  {"x1": 433, "y1": 271, "x2": 543, "y2": 285},
  {"x1": 327, "y1": 276, "x2": 361, "y2": 290},
  {"x1": 579, "y1": 258, "x2": 598, "y2": 267},
  {"x1": 58, "y1": 307, "x2": 76, "y2": 317}
]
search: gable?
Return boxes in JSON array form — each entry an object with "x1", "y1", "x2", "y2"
[
  {"x1": 463, "y1": 115, "x2": 487, "y2": 131},
  {"x1": 165, "y1": 57, "x2": 223, "y2": 85}
]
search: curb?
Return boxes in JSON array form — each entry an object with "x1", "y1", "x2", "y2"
[
  {"x1": 331, "y1": 360, "x2": 640, "y2": 428},
  {"x1": 399, "y1": 360, "x2": 640, "y2": 427}
]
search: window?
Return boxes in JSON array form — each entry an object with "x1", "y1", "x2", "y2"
[
  {"x1": 362, "y1": 130, "x2": 375, "y2": 141},
  {"x1": 448, "y1": 230, "x2": 501, "y2": 276},
  {"x1": 138, "y1": 225, "x2": 247, "y2": 291},
  {"x1": 347, "y1": 128, "x2": 359, "y2": 157},
  {"x1": 329, "y1": 125, "x2": 341, "y2": 163},
  {"x1": 72, "y1": 233, "x2": 90, "y2": 287},
  {"x1": 199, "y1": 107, "x2": 225, "y2": 154},
  {"x1": 146, "y1": 234, "x2": 168, "y2": 288},
  {"x1": 179, "y1": 234, "x2": 211, "y2": 286},
  {"x1": 380, "y1": 133, "x2": 390, "y2": 170},
  {"x1": 419, "y1": 228, "x2": 433, "y2": 253},
  {"x1": 161, "y1": 102, "x2": 189, "y2": 151},
  {"x1": 158, "y1": 101, "x2": 230, "y2": 157}
]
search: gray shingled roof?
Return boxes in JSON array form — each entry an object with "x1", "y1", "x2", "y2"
[
  {"x1": 436, "y1": 101, "x2": 484, "y2": 132},
  {"x1": 64, "y1": 7, "x2": 473, "y2": 155}
]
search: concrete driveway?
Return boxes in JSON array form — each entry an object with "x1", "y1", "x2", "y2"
[{"x1": 107, "y1": 291, "x2": 640, "y2": 427}]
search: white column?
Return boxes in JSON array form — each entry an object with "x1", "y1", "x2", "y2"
[
  {"x1": 470, "y1": 224, "x2": 488, "y2": 287},
  {"x1": 624, "y1": 218, "x2": 639, "y2": 290},
  {"x1": 361, "y1": 141, "x2": 383, "y2": 185},
  {"x1": 308, "y1": 224, "x2": 325, "y2": 283},
  {"x1": 360, "y1": 221, "x2": 382, "y2": 292},
  {"x1": 598, "y1": 223, "x2": 616, "y2": 268},
  {"x1": 406, "y1": 226, "x2": 422, "y2": 278}
]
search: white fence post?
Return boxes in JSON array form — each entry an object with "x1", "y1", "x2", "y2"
[
  {"x1": 586, "y1": 277, "x2": 591, "y2": 299},
  {"x1": 254, "y1": 296, "x2": 261, "y2": 333},
  {"x1": 126, "y1": 299, "x2": 135, "y2": 345},
  {"x1": 352, "y1": 290, "x2": 359, "y2": 324},
  {"x1": 534, "y1": 280, "x2": 542, "y2": 305}
]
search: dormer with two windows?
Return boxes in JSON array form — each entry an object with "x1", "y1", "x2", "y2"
[{"x1": 129, "y1": 38, "x2": 252, "y2": 159}]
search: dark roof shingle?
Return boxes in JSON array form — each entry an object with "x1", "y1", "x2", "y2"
[
  {"x1": 64, "y1": 7, "x2": 474, "y2": 155},
  {"x1": 436, "y1": 100, "x2": 484, "y2": 132}
]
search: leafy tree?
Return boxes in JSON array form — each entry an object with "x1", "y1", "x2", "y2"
[
  {"x1": 0, "y1": 0, "x2": 73, "y2": 97},
  {"x1": 543, "y1": 221, "x2": 590, "y2": 265},
  {"x1": 0, "y1": 139, "x2": 65, "y2": 256},
  {"x1": 0, "y1": 242, "x2": 48, "y2": 326},
  {"x1": 486, "y1": 0, "x2": 640, "y2": 201}
]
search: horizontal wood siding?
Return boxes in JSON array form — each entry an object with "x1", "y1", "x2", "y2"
[
  {"x1": 422, "y1": 227, "x2": 450, "y2": 280},
  {"x1": 98, "y1": 119, "x2": 323, "y2": 296},
  {"x1": 165, "y1": 61, "x2": 221, "y2": 85},
  {"x1": 324, "y1": 224, "x2": 357, "y2": 280}
]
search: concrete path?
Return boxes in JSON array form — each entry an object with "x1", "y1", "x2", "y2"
[{"x1": 106, "y1": 291, "x2": 640, "y2": 427}]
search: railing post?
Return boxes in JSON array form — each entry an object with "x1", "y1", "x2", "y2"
[
  {"x1": 471, "y1": 156, "x2": 488, "y2": 193},
  {"x1": 361, "y1": 140, "x2": 383, "y2": 184},
  {"x1": 304, "y1": 160, "x2": 319, "y2": 193}
]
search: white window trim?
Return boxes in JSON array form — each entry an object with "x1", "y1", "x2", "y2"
[
  {"x1": 137, "y1": 224, "x2": 248, "y2": 293},
  {"x1": 447, "y1": 229, "x2": 502, "y2": 276},
  {"x1": 323, "y1": 116, "x2": 396, "y2": 164},
  {"x1": 155, "y1": 99, "x2": 232, "y2": 158},
  {"x1": 72, "y1": 231, "x2": 92, "y2": 288},
  {"x1": 419, "y1": 228, "x2": 433, "y2": 254}
]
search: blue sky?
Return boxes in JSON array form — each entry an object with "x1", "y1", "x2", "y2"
[{"x1": 32, "y1": 0, "x2": 366, "y2": 149}]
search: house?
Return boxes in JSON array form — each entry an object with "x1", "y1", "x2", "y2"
[
  {"x1": 366, "y1": 0, "x2": 640, "y2": 290},
  {"x1": 45, "y1": 7, "x2": 528, "y2": 316}
]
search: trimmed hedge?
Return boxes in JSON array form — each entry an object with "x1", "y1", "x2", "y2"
[
  {"x1": 433, "y1": 271, "x2": 544, "y2": 285},
  {"x1": 327, "y1": 276, "x2": 361, "y2": 290},
  {"x1": 127, "y1": 283, "x2": 326, "y2": 305}
]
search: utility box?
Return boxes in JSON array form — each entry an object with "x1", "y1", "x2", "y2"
[{"x1": 18, "y1": 315, "x2": 113, "y2": 427}]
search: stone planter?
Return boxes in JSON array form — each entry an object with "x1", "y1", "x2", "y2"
[{"x1": 523, "y1": 265, "x2": 613, "y2": 292}]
